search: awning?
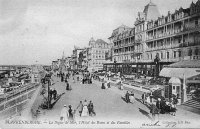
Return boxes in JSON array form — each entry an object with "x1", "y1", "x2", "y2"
[
  {"x1": 160, "y1": 67, "x2": 200, "y2": 79},
  {"x1": 169, "y1": 77, "x2": 181, "y2": 84}
]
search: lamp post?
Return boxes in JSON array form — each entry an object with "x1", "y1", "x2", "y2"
[
  {"x1": 114, "y1": 59, "x2": 117, "y2": 73},
  {"x1": 154, "y1": 53, "x2": 160, "y2": 78},
  {"x1": 47, "y1": 74, "x2": 52, "y2": 109}
]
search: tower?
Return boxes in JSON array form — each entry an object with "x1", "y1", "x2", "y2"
[{"x1": 89, "y1": 37, "x2": 95, "y2": 47}]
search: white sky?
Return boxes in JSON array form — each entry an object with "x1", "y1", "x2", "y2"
[{"x1": 0, "y1": 0, "x2": 197, "y2": 65}]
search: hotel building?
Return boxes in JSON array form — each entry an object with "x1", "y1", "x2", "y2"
[
  {"x1": 87, "y1": 38, "x2": 111, "y2": 72},
  {"x1": 105, "y1": 1, "x2": 200, "y2": 76}
]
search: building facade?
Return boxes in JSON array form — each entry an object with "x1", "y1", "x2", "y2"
[
  {"x1": 134, "y1": 1, "x2": 161, "y2": 62},
  {"x1": 145, "y1": 2, "x2": 200, "y2": 64},
  {"x1": 87, "y1": 38, "x2": 111, "y2": 72},
  {"x1": 110, "y1": 25, "x2": 135, "y2": 63},
  {"x1": 71, "y1": 46, "x2": 84, "y2": 70},
  {"x1": 104, "y1": 1, "x2": 200, "y2": 76}
]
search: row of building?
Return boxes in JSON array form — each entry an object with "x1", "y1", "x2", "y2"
[
  {"x1": 52, "y1": 0, "x2": 200, "y2": 75},
  {"x1": 51, "y1": 0, "x2": 200, "y2": 104},
  {"x1": 52, "y1": 38, "x2": 112, "y2": 72}
]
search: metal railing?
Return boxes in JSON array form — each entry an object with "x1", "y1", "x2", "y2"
[{"x1": 0, "y1": 83, "x2": 39, "y2": 104}]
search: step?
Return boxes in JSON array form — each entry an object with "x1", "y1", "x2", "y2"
[
  {"x1": 184, "y1": 100, "x2": 200, "y2": 105},
  {"x1": 182, "y1": 100, "x2": 200, "y2": 109}
]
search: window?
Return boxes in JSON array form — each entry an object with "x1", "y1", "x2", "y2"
[
  {"x1": 173, "y1": 86, "x2": 175, "y2": 90},
  {"x1": 167, "y1": 52, "x2": 169, "y2": 59},
  {"x1": 174, "y1": 51, "x2": 176, "y2": 58},
  {"x1": 195, "y1": 48, "x2": 199, "y2": 55},
  {"x1": 188, "y1": 49, "x2": 192, "y2": 56},
  {"x1": 161, "y1": 52, "x2": 163, "y2": 59},
  {"x1": 195, "y1": 19, "x2": 198, "y2": 26},
  {"x1": 178, "y1": 51, "x2": 181, "y2": 57}
]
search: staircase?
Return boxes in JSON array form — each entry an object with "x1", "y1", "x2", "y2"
[{"x1": 182, "y1": 99, "x2": 200, "y2": 110}]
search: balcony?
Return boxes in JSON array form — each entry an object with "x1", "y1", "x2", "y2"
[
  {"x1": 135, "y1": 39, "x2": 142, "y2": 44},
  {"x1": 183, "y1": 24, "x2": 200, "y2": 31}
]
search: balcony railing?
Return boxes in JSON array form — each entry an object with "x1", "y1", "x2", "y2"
[{"x1": 146, "y1": 24, "x2": 200, "y2": 42}]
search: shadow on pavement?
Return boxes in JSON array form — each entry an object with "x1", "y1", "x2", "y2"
[
  {"x1": 51, "y1": 92, "x2": 65, "y2": 108},
  {"x1": 138, "y1": 108, "x2": 152, "y2": 121},
  {"x1": 121, "y1": 96, "x2": 129, "y2": 103}
]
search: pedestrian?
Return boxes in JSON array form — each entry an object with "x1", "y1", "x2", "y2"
[
  {"x1": 66, "y1": 81, "x2": 70, "y2": 90},
  {"x1": 125, "y1": 91, "x2": 130, "y2": 103},
  {"x1": 150, "y1": 91, "x2": 153, "y2": 103},
  {"x1": 170, "y1": 102, "x2": 177, "y2": 116},
  {"x1": 60, "y1": 105, "x2": 68, "y2": 122},
  {"x1": 129, "y1": 91, "x2": 135, "y2": 103},
  {"x1": 88, "y1": 101, "x2": 96, "y2": 116},
  {"x1": 61, "y1": 74, "x2": 64, "y2": 82},
  {"x1": 150, "y1": 103, "x2": 159, "y2": 121},
  {"x1": 146, "y1": 94, "x2": 151, "y2": 106},
  {"x1": 81, "y1": 100, "x2": 89, "y2": 117},
  {"x1": 67, "y1": 105, "x2": 74, "y2": 121},
  {"x1": 77, "y1": 76, "x2": 79, "y2": 81},
  {"x1": 76, "y1": 101, "x2": 83, "y2": 117},
  {"x1": 156, "y1": 98, "x2": 161, "y2": 114},
  {"x1": 53, "y1": 88, "x2": 57, "y2": 100},
  {"x1": 65, "y1": 77, "x2": 68, "y2": 83},
  {"x1": 101, "y1": 82, "x2": 105, "y2": 89},
  {"x1": 141, "y1": 93, "x2": 146, "y2": 104},
  {"x1": 49, "y1": 88, "x2": 53, "y2": 102},
  {"x1": 173, "y1": 96, "x2": 178, "y2": 108}
]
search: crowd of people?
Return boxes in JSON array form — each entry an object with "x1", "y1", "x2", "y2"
[
  {"x1": 60, "y1": 99, "x2": 96, "y2": 122},
  {"x1": 52, "y1": 69, "x2": 180, "y2": 122},
  {"x1": 81, "y1": 71, "x2": 93, "y2": 84},
  {"x1": 140, "y1": 92, "x2": 179, "y2": 121}
]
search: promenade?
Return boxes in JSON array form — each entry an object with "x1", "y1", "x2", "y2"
[
  {"x1": 5, "y1": 74, "x2": 198, "y2": 128},
  {"x1": 33, "y1": 75, "x2": 200, "y2": 122}
]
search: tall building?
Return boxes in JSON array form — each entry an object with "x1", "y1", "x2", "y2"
[
  {"x1": 105, "y1": 0, "x2": 200, "y2": 76},
  {"x1": 145, "y1": 1, "x2": 200, "y2": 64},
  {"x1": 134, "y1": 1, "x2": 161, "y2": 62},
  {"x1": 109, "y1": 25, "x2": 135, "y2": 63},
  {"x1": 87, "y1": 38, "x2": 111, "y2": 72}
]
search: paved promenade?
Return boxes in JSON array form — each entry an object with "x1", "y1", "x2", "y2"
[{"x1": 11, "y1": 75, "x2": 200, "y2": 128}]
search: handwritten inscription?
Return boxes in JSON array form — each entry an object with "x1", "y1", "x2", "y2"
[{"x1": 142, "y1": 121, "x2": 161, "y2": 127}]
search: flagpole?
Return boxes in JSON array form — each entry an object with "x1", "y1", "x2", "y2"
[{"x1": 183, "y1": 74, "x2": 188, "y2": 103}]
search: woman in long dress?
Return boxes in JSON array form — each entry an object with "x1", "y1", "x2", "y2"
[
  {"x1": 146, "y1": 95, "x2": 151, "y2": 105},
  {"x1": 129, "y1": 91, "x2": 135, "y2": 103},
  {"x1": 81, "y1": 100, "x2": 89, "y2": 117},
  {"x1": 60, "y1": 105, "x2": 68, "y2": 122}
]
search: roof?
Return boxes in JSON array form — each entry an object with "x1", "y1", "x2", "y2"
[
  {"x1": 95, "y1": 39, "x2": 108, "y2": 44},
  {"x1": 160, "y1": 67, "x2": 200, "y2": 79},
  {"x1": 167, "y1": 60, "x2": 200, "y2": 68},
  {"x1": 143, "y1": 1, "x2": 161, "y2": 21},
  {"x1": 90, "y1": 37, "x2": 95, "y2": 42},
  {"x1": 169, "y1": 77, "x2": 181, "y2": 84}
]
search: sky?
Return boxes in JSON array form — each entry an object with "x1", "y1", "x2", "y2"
[{"x1": 0, "y1": 0, "x2": 197, "y2": 65}]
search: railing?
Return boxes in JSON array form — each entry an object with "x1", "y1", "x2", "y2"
[
  {"x1": 0, "y1": 83, "x2": 39, "y2": 104},
  {"x1": 146, "y1": 24, "x2": 200, "y2": 42}
]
